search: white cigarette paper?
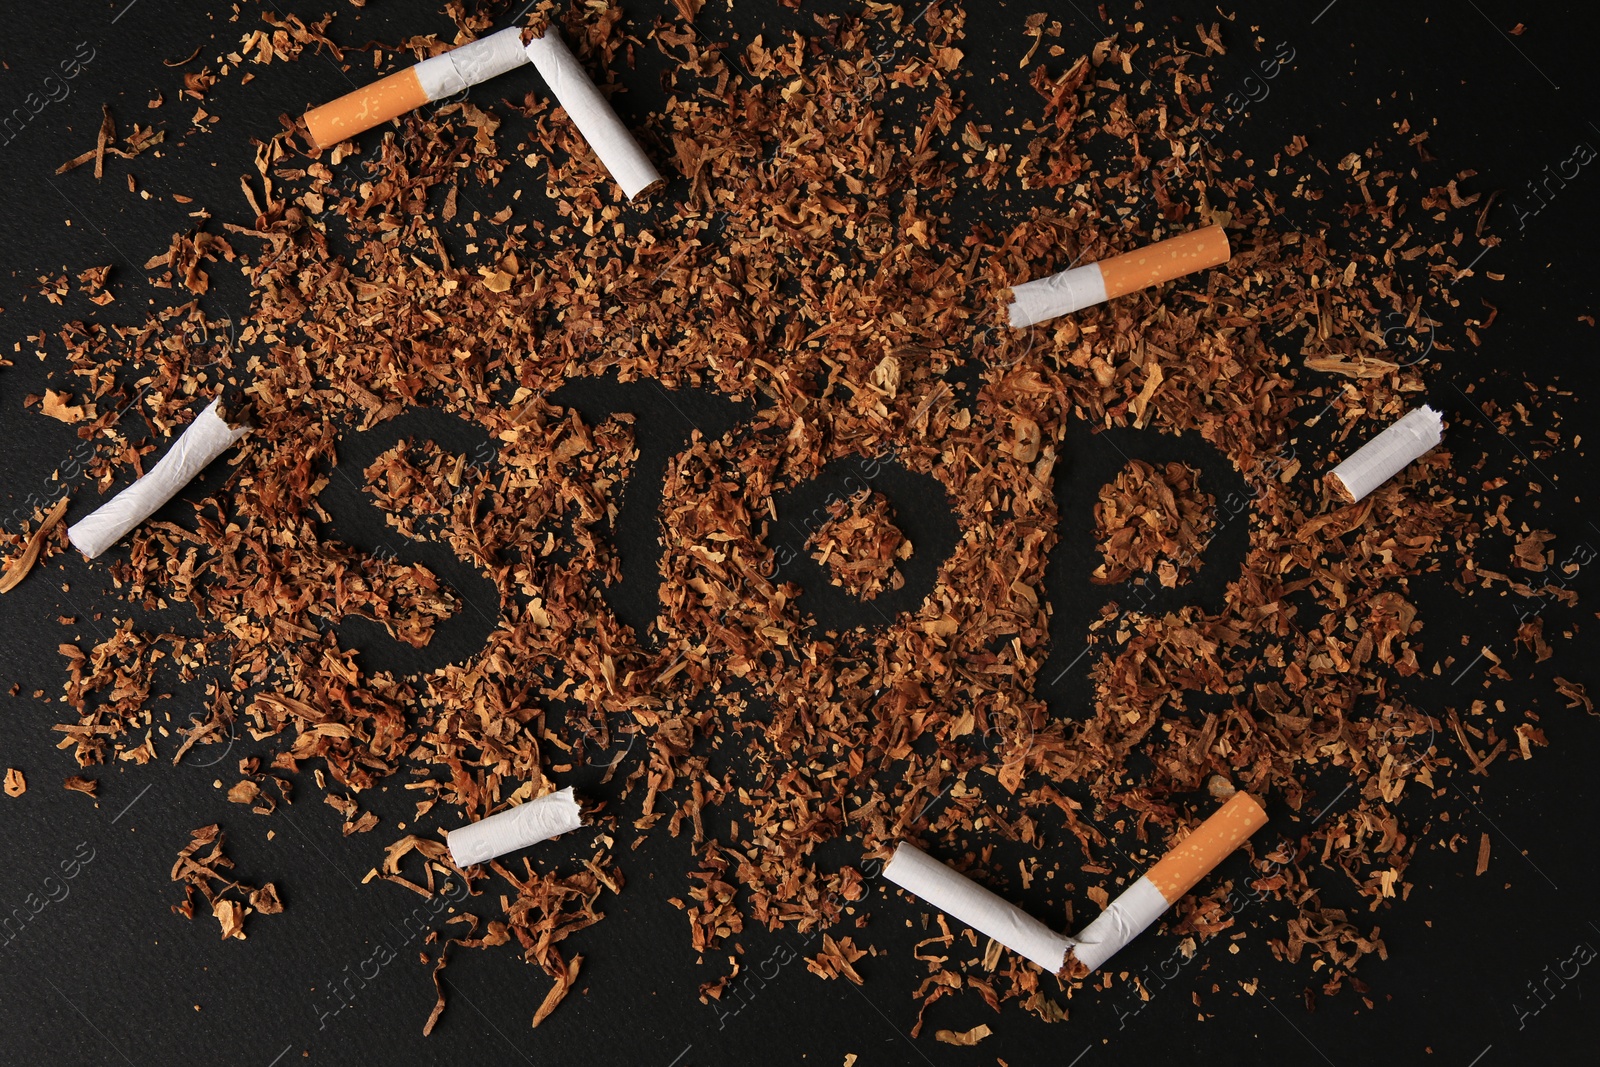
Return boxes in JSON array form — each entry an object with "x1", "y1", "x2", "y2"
[
  {"x1": 413, "y1": 26, "x2": 529, "y2": 100},
  {"x1": 1329, "y1": 405, "x2": 1443, "y2": 503},
  {"x1": 524, "y1": 26, "x2": 662, "y2": 199},
  {"x1": 1007, "y1": 262, "x2": 1108, "y2": 329},
  {"x1": 447, "y1": 786, "x2": 583, "y2": 867},
  {"x1": 882, "y1": 843, "x2": 1073, "y2": 972},
  {"x1": 67, "y1": 398, "x2": 249, "y2": 560},
  {"x1": 1066, "y1": 876, "x2": 1171, "y2": 972}
]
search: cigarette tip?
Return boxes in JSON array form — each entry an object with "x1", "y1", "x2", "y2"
[
  {"x1": 1232, "y1": 790, "x2": 1268, "y2": 822},
  {"x1": 631, "y1": 176, "x2": 669, "y2": 202},
  {"x1": 1004, "y1": 297, "x2": 1028, "y2": 329},
  {"x1": 1210, "y1": 222, "x2": 1232, "y2": 262},
  {"x1": 66, "y1": 529, "x2": 99, "y2": 561}
]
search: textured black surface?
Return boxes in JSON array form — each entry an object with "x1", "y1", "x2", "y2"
[{"x1": 2, "y1": 2, "x2": 1597, "y2": 1065}]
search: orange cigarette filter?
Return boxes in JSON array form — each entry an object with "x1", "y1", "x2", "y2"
[
  {"x1": 304, "y1": 67, "x2": 429, "y2": 150},
  {"x1": 1144, "y1": 791, "x2": 1268, "y2": 903},
  {"x1": 1096, "y1": 223, "x2": 1232, "y2": 302}
]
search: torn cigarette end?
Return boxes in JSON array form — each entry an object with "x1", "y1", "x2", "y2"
[
  {"x1": 1327, "y1": 405, "x2": 1444, "y2": 503},
  {"x1": 447, "y1": 786, "x2": 583, "y2": 867},
  {"x1": 303, "y1": 27, "x2": 530, "y2": 149},
  {"x1": 1006, "y1": 224, "x2": 1231, "y2": 328},
  {"x1": 523, "y1": 26, "x2": 663, "y2": 200},
  {"x1": 67, "y1": 398, "x2": 250, "y2": 560}
]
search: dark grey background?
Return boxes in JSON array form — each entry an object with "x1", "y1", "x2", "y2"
[{"x1": 2, "y1": 2, "x2": 1596, "y2": 1065}]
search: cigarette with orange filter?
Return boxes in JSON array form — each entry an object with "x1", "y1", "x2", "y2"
[
  {"x1": 1006, "y1": 224, "x2": 1231, "y2": 328},
  {"x1": 521, "y1": 25, "x2": 662, "y2": 199},
  {"x1": 303, "y1": 27, "x2": 529, "y2": 149},
  {"x1": 881, "y1": 792, "x2": 1267, "y2": 976}
]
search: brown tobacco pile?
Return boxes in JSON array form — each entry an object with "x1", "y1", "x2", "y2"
[
  {"x1": 33, "y1": 0, "x2": 1585, "y2": 1035},
  {"x1": 1091, "y1": 460, "x2": 1214, "y2": 588},
  {"x1": 805, "y1": 489, "x2": 912, "y2": 599},
  {"x1": 171, "y1": 824, "x2": 283, "y2": 940}
]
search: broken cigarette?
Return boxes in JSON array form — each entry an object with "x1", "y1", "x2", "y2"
[
  {"x1": 523, "y1": 25, "x2": 662, "y2": 199},
  {"x1": 881, "y1": 792, "x2": 1267, "y2": 976},
  {"x1": 881, "y1": 841, "x2": 1073, "y2": 971},
  {"x1": 68, "y1": 398, "x2": 249, "y2": 560},
  {"x1": 1067, "y1": 791, "x2": 1267, "y2": 972},
  {"x1": 1328, "y1": 405, "x2": 1444, "y2": 503},
  {"x1": 1006, "y1": 224, "x2": 1231, "y2": 328},
  {"x1": 303, "y1": 27, "x2": 529, "y2": 149},
  {"x1": 447, "y1": 786, "x2": 583, "y2": 867}
]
